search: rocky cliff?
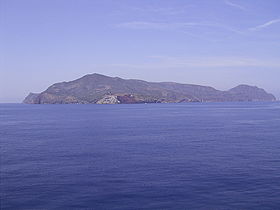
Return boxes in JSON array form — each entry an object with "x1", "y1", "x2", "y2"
[{"x1": 23, "y1": 73, "x2": 276, "y2": 104}]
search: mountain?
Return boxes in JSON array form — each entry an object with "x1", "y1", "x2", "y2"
[{"x1": 23, "y1": 73, "x2": 276, "y2": 104}]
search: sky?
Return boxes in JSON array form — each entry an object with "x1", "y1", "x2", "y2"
[{"x1": 1, "y1": 0, "x2": 280, "y2": 102}]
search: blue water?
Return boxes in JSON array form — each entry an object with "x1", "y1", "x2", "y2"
[{"x1": 1, "y1": 102, "x2": 280, "y2": 210}]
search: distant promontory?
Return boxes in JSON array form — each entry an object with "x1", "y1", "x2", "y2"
[{"x1": 23, "y1": 73, "x2": 276, "y2": 104}]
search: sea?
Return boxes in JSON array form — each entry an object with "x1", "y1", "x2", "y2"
[{"x1": 1, "y1": 102, "x2": 280, "y2": 210}]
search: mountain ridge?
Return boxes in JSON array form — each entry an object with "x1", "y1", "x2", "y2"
[{"x1": 23, "y1": 73, "x2": 276, "y2": 104}]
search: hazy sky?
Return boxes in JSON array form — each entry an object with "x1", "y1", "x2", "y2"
[{"x1": 1, "y1": 0, "x2": 280, "y2": 102}]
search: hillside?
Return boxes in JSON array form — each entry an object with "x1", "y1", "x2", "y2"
[{"x1": 23, "y1": 73, "x2": 276, "y2": 104}]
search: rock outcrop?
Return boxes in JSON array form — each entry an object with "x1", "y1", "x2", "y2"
[
  {"x1": 97, "y1": 95, "x2": 120, "y2": 104},
  {"x1": 23, "y1": 93, "x2": 40, "y2": 104}
]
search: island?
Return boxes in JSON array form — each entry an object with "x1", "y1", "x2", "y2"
[{"x1": 23, "y1": 73, "x2": 276, "y2": 104}]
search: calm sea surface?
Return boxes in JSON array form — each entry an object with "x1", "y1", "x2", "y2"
[{"x1": 1, "y1": 102, "x2": 280, "y2": 210}]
